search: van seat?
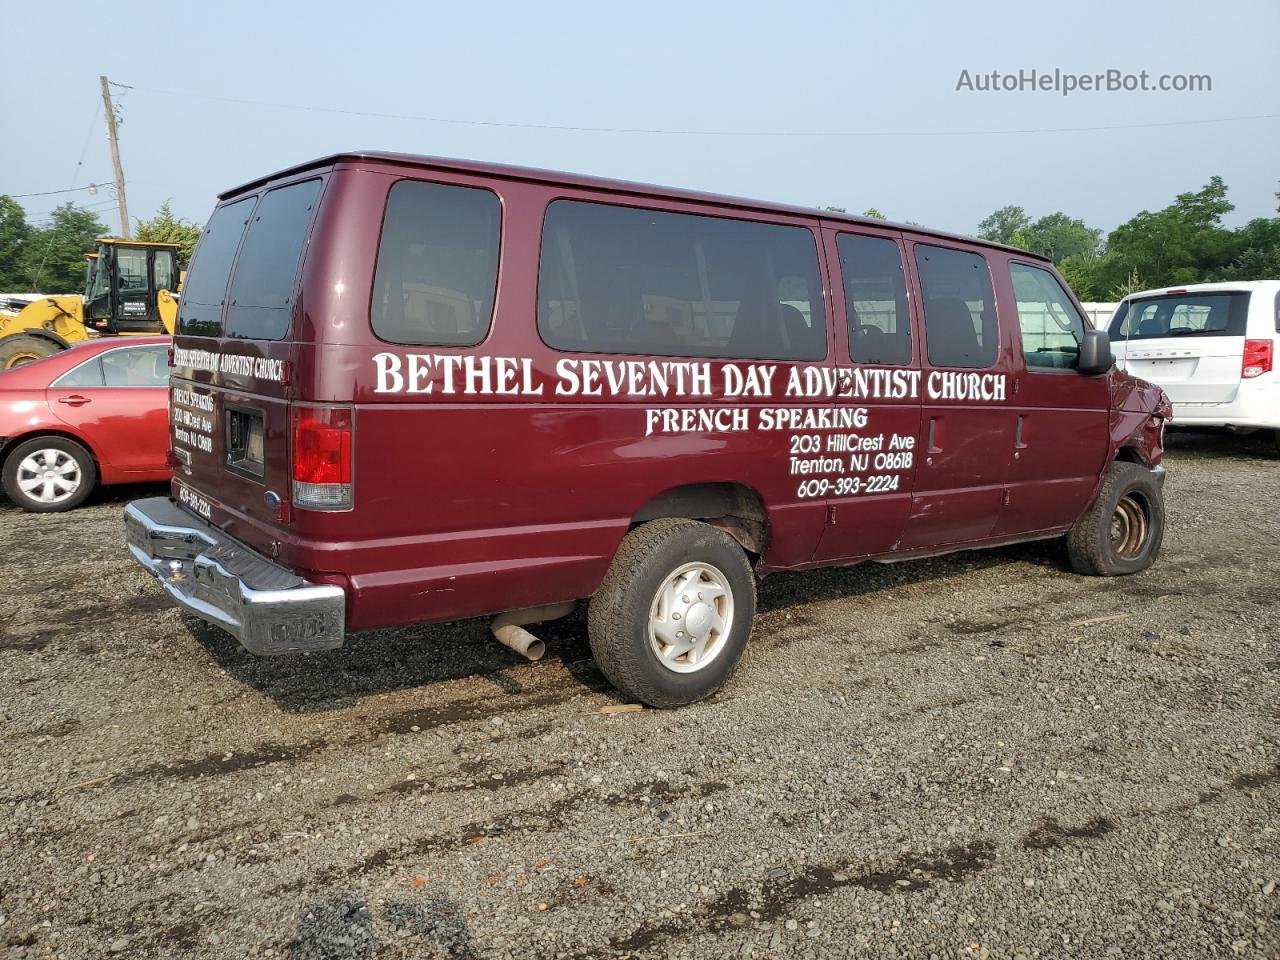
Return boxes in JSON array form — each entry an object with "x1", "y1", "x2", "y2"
[{"x1": 924, "y1": 298, "x2": 982, "y2": 364}]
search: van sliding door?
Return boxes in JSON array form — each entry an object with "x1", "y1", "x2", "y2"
[
  {"x1": 897, "y1": 242, "x2": 1015, "y2": 550},
  {"x1": 810, "y1": 226, "x2": 920, "y2": 563}
]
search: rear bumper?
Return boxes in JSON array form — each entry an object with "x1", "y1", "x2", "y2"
[
  {"x1": 124, "y1": 496, "x2": 346, "y2": 655},
  {"x1": 1168, "y1": 380, "x2": 1280, "y2": 430}
]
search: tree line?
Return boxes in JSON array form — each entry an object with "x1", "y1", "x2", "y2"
[
  {"x1": 975, "y1": 177, "x2": 1280, "y2": 300},
  {"x1": 2, "y1": 176, "x2": 1277, "y2": 299},
  {"x1": 0, "y1": 198, "x2": 201, "y2": 294},
  {"x1": 847, "y1": 177, "x2": 1279, "y2": 300}
]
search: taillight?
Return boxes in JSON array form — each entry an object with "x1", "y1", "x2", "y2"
[
  {"x1": 1242, "y1": 339, "x2": 1273, "y2": 379},
  {"x1": 291, "y1": 405, "x2": 353, "y2": 510}
]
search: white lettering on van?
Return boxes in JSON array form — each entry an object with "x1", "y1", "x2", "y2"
[
  {"x1": 376, "y1": 353, "x2": 545, "y2": 396},
  {"x1": 172, "y1": 347, "x2": 284, "y2": 383},
  {"x1": 407, "y1": 353, "x2": 433, "y2": 393},
  {"x1": 374, "y1": 352, "x2": 404, "y2": 393},
  {"x1": 552, "y1": 359, "x2": 713, "y2": 398},
  {"x1": 371, "y1": 354, "x2": 1004, "y2": 406},
  {"x1": 644, "y1": 407, "x2": 750, "y2": 436},
  {"x1": 925, "y1": 371, "x2": 1007, "y2": 402}
]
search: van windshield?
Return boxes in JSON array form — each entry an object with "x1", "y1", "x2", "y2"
[{"x1": 1109, "y1": 291, "x2": 1250, "y2": 341}]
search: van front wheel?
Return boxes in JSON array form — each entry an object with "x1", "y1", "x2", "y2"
[
  {"x1": 1067, "y1": 461, "x2": 1165, "y2": 576},
  {"x1": 588, "y1": 518, "x2": 756, "y2": 708}
]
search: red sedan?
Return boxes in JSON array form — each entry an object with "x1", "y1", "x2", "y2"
[{"x1": 0, "y1": 337, "x2": 170, "y2": 512}]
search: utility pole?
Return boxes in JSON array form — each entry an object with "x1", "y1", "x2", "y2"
[{"x1": 99, "y1": 75, "x2": 131, "y2": 239}]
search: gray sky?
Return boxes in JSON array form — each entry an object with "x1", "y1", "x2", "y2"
[{"x1": 3, "y1": 0, "x2": 1277, "y2": 236}]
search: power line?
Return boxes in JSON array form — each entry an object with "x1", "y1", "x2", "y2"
[
  {"x1": 9, "y1": 183, "x2": 108, "y2": 199},
  {"x1": 114, "y1": 81, "x2": 1280, "y2": 138},
  {"x1": 26, "y1": 199, "x2": 120, "y2": 222}
]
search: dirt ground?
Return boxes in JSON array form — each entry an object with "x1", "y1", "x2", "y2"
[{"x1": 2, "y1": 429, "x2": 1277, "y2": 960}]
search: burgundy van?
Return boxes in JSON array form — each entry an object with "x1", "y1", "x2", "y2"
[{"x1": 126, "y1": 153, "x2": 1171, "y2": 707}]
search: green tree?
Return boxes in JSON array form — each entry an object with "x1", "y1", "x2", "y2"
[
  {"x1": 135, "y1": 200, "x2": 202, "y2": 263},
  {"x1": 1021, "y1": 212, "x2": 1101, "y2": 263},
  {"x1": 1058, "y1": 251, "x2": 1107, "y2": 301},
  {"x1": 977, "y1": 205, "x2": 1031, "y2": 245},
  {"x1": 1100, "y1": 176, "x2": 1237, "y2": 290},
  {"x1": 21, "y1": 203, "x2": 108, "y2": 293},
  {"x1": 1211, "y1": 215, "x2": 1280, "y2": 281},
  {"x1": 0, "y1": 195, "x2": 32, "y2": 291},
  {"x1": 862, "y1": 207, "x2": 887, "y2": 220}
]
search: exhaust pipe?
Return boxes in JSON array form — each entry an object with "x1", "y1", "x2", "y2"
[{"x1": 491, "y1": 602, "x2": 576, "y2": 661}]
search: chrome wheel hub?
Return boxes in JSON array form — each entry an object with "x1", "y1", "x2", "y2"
[
  {"x1": 16, "y1": 449, "x2": 81, "y2": 504},
  {"x1": 648, "y1": 562, "x2": 734, "y2": 674}
]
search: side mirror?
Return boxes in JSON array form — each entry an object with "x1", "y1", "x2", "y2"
[{"x1": 1078, "y1": 329, "x2": 1113, "y2": 376}]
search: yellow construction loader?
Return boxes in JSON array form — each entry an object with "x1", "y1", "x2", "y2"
[{"x1": 0, "y1": 239, "x2": 182, "y2": 369}]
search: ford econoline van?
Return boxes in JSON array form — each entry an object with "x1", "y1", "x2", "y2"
[{"x1": 126, "y1": 153, "x2": 1172, "y2": 707}]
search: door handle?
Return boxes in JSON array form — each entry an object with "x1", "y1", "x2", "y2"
[{"x1": 57, "y1": 395, "x2": 91, "y2": 407}]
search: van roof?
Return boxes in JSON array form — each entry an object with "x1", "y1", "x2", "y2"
[{"x1": 221, "y1": 151, "x2": 1051, "y2": 263}]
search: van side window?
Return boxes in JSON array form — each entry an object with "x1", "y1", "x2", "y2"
[
  {"x1": 1009, "y1": 262, "x2": 1085, "y2": 370},
  {"x1": 914, "y1": 245, "x2": 998, "y2": 369},
  {"x1": 178, "y1": 197, "x2": 254, "y2": 336},
  {"x1": 371, "y1": 181, "x2": 502, "y2": 347},
  {"x1": 837, "y1": 234, "x2": 911, "y2": 365},
  {"x1": 225, "y1": 178, "x2": 322, "y2": 341},
  {"x1": 537, "y1": 200, "x2": 826, "y2": 361}
]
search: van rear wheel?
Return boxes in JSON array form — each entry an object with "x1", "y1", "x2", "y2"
[
  {"x1": 588, "y1": 518, "x2": 755, "y2": 708},
  {"x1": 1066, "y1": 461, "x2": 1165, "y2": 576}
]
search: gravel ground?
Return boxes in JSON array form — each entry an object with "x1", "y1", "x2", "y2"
[{"x1": 1, "y1": 429, "x2": 1278, "y2": 960}]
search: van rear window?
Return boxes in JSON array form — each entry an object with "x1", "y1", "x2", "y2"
[
  {"x1": 178, "y1": 198, "x2": 254, "y2": 337},
  {"x1": 1109, "y1": 291, "x2": 1250, "y2": 341},
  {"x1": 370, "y1": 180, "x2": 502, "y2": 346},
  {"x1": 225, "y1": 179, "x2": 322, "y2": 341},
  {"x1": 537, "y1": 200, "x2": 826, "y2": 361}
]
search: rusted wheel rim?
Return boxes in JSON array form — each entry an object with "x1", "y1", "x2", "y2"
[
  {"x1": 1109, "y1": 493, "x2": 1149, "y2": 559},
  {"x1": 647, "y1": 561, "x2": 734, "y2": 674}
]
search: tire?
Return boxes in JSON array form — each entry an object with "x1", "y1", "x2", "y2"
[
  {"x1": 588, "y1": 518, "x2": 756, "y2": 708},
  {"x1": 0, "y1": 335, "x2": 61, "y2": 370},
  {"x1": 1066, "y1": 461, "x2": 1165, "y2": 576},
  {"x1": 2, "y1": 436, "x2": 97, "y2": 512}
]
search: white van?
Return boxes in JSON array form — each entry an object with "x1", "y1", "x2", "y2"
[{"x1": 1108, "y1": 281, "x2": 1280, "y2": 451}]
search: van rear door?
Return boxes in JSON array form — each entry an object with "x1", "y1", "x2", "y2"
[
  {"x1": 1109, "y1": 291, "x2": 1251, "y2": 404},
  {"x1": 169, "y1": 176, "x2": 324, "y2": 552}
]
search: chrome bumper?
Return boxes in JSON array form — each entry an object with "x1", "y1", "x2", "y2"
[{"x1": 124, "y1": 497, "x2": 345, "y2": 655}]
